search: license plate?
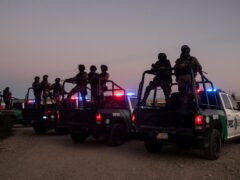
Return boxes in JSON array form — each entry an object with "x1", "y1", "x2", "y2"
[{"x1": 156, "y1": 133, "x2": 168, "y2": 140}]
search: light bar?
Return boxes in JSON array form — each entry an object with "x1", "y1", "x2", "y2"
[
  {"x1": 71, "y1": 96, "x2": 88, "y2": 100},
  {"x1": 207, "y1": 89, "x2": 216, "y2": 92},
  {"x1": 115, "y1": 93, "x2": 124, "y2": 97},
  {"x1": 127, "y1": 92, "x2": 135, "y2": 96},
  {"x1": 28, "y1": 99, "x2": 35, "y2": 103}
]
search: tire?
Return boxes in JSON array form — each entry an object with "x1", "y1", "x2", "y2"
[
  {"x1": 33, "y1": 125, "x2": 47, "y2": 134},
  {"x1": 107, "y1": 124, "x2": 127, "y2": 146},
  {"x1": 144, "y1": 138, "x2": 162, "y2": 153},
  {"x1": 71, "y1": 132, "x2": 88, "y2": 143},
  {"x1": 2, "y1": 116, "x2": 15, "y2": 130},
  {"x1": 203, "y1": 129, "x2": 221, "y2": 160},
  {"x1": 0, "y1": 116, "x2": 14, "y2": 138}
]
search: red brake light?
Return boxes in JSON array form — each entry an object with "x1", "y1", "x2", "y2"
[
  {"x1": 115, "y1": 93, "x2": 124, "y2": 97},
  {"x1": 195, "y1": 115, "x2": 203, "y2": 126},
  {"x1": 57, "y1": 111, "x2": 60, "y2": 121},
  {"x1": 196, "y1": 89, "x2": 201, "y2": 93},
  {"x1": 71, "y1": 96, "x2": 77, "y2": 100},
  {"x1": 96, "y1": 113, "x2": 102, "y2": 122},
  {"x1": 131, "y1": 114, "x2": 136, "y2": 123}
]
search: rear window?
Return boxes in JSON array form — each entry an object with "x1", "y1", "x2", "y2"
[
  {"x1": 129, "y1": 97, "x2": 138, "y2": 109},
  {"x1": 102, "y1": 95, "x2": 128, "y2": 108},
  {"x1": 199, "y1": 91, "x2": 219, "y2": 107}
]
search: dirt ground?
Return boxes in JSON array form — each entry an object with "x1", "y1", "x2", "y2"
[{"x1": 0, "y1": 126, "x2": 240, "y2": 180}]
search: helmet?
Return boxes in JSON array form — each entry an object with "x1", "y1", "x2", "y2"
[
  {"x1": 90, "y1": 65, "x2": 97, "y2": 72},
  {"x1": 78, "y1": 64, "x2": 85, "y2": 71},
  {"x1": 55, "y1": 78, "x2": 60, "y2": 83},
  {"x1": 181, "y1": 45, "x2": 191, "y2": 53},
  {"x1": 101, "y1": 65, "x2": 108, "y2": 71},
  {"x1": 158, "y1": 53, "x2": 167, "y2": 60},
  {"x1": 43, "y1": 75, "x2": 48, "y2": 80},
  {"x1": 34, "y1": 76, "x2": 40, "y2": 81}
]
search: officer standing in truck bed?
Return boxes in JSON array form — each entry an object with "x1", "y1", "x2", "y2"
[
  {"x1": 174, "y1": 45, "x2": 202, "y2": 109},
  {"x1": 141, "y1": 53, "x2": 172, "y2": 106}
]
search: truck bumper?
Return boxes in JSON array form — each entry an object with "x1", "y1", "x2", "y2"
[{"x1": 137, "y1": 125, "x2": 207, "y2": 148}]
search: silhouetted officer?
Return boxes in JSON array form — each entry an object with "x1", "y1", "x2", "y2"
[
  {"x1": 52, "y1": 78, "x2": 63, "y2": 105},
  {"x1": 3, "y1": 87, "x2": 12, "y2": 109},
  {"x1": 99, "y1": 65, "x2": 110, "y2": 103},
  {"x1": 174, "y1": 45, "x2": 202, "y2": 109},
  {"x1": 41, "y1": 75, "x2": 52, "y2": 105},
  {"x1": 88, "y1": 65, "x2": 99, "y2": 102},
  {"x1": 67, "y1": 64, "x2": 88, "y2": 103},
  {"x1": 99, "y1": 65, "x2": 109, "y2": 91},
  {"x1": 32, "y1": 76, "x2": 42, "y2": 108},
  {"x1": 141, "y1": 53, "x2": 172, "y2": 106}
]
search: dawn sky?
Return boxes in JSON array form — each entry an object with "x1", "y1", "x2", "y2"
[{"x1": 1, "y1": 0, "x2": 240, "y2": 98}]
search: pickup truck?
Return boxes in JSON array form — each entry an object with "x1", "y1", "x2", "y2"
[
  {"x1": 0, "y1": 94, "x2": 23, "y2": 125},
  {"x1": 134, "y1": 69, "x2": 240, "y2": 160},
  {"x1": 60, "y1": 80, "x2": 136, "y2": 146},
  {"x1": 22, "y1": 88, "x2": 67, "y2": 134},
  {"x1": 0, "y1": 94, "x2": 17, "y2": 138}
]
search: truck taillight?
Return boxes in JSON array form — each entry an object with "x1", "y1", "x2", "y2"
[
  {"x1": 57, "y1": 111, "x2": 60, "y2": 122},
  {"x1": 131, "y1": 114, "x2": 136, "y2": 123},
  {"x1": 96, "y1": 113, "x2": 102, "y2": 124},
  {"x1": 195, "y1": 115, "x2": 204, "y2": 126}
]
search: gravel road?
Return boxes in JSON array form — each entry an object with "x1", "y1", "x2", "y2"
[{"x1": 1, "y1": 126, "x2": 240, "y2": 180}]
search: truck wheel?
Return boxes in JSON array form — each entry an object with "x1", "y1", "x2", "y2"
[
  {"x1": 71, "y1": 133, "x2": 87, "y2": 143},
  {"x1": 108, "y1": 124, "x2": 127, "y2": 146},
  {"x1": 144, "y1": 138, "x2": 162, "y2": 153},
  {"x1": 0, "y1": 116, "x2": 15, "y2": 138},
  {"x1": 33, "y1": 125, "x2": 46, "y2": 134},
  {"x1": 204, "y1": 129, "x2": 221, "y2": 160}
]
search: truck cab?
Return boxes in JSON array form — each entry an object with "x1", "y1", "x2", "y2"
[
  {"x1": 134, "y1": 68, "x2": 240, "y2": 160},
  {"x1": 60, "y1": 80, "x2": 136, "y2": 146},
  {"x1": 218, "y1": 91, "x2": 240, "y2": 139}
]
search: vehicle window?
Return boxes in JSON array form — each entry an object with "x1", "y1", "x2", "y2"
[
  {"x1": 102, "y1": 96, "x2": 127, "y2": 108},
  {"x1": 130, "y1": 97, "x2": 138, "y2": 109},
  {"x1": 198, "y1": 91, "x2": 218, "y2": 106},
  {"x1": 229, "y1": 95, "x2": 239, "y2": 110},
  {"x1": 221, "y1": 94, "x2": 232, "y2": 109}
]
